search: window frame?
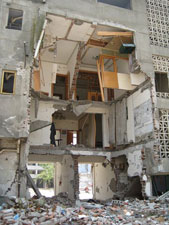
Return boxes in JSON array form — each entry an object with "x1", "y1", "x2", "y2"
[
  {"x1": 1, "y1": 70, "x2": 16, "y2": 95},
  {"x1": 6, "y1": 8, "x2": 23, "y2": 31}
]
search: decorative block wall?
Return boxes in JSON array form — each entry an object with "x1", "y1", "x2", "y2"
[
  {"x1": 146, "y1": 0, "x2": 169, "y2": 48},
  {"x1": 158, "y1": 109, "x2": 169, "y2": 158}
]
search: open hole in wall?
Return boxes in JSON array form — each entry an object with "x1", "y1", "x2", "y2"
[
  {"x1": 28, "y1": 163, "x2": 55, "y2": 197},
  {"x1": 78, "y1": 163, "x2": 93, "y2": 200},
  {"x1": 77, "y1": 71, "x2": 101, "y2": 101},
  {"x1": 152, "y1": 175, "x2": 169, "y2": 196}
]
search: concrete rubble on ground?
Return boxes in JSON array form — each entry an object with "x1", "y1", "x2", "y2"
[{"x1": 0, "y1": 193, "x2": 169, "y2": 225}]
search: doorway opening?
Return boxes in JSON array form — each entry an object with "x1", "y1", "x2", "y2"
[
  {"x1": 95, "y1": 114, "x2": 103, "y2": 147},
  {"x1": 67, "y1": 130, "x2": 78, "y2": 145},
  {"x1": 78, "y1": 163, "x2": 93, "y2": 199},
  {"x1": 28, "y1": 162, "x2": 55, "y2": 197}
]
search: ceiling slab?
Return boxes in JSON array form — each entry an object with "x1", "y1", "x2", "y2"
[
  {"x1": 46, "y1": 15, "x2": 71, "y2": 38},
  {"x1": 68, "y1": 23, "x2": 94, "y2": 42},
  {"x1": 82, "y1": 47, "x2": 100, "y2": 66},
  {"x1": 41, "y1": 40, "x2": 77, "y2": 64}
]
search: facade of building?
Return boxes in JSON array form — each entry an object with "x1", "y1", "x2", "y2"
[{"x1": 0, "y1": 0, "x2": 169, "y2": 200}]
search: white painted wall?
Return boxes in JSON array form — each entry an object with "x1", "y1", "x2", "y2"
[
  {"x1": 54, "y1": 119, "x2": 78, "y2": 130},
  {"x1": 102, "y1": 113, "x2": 110, "y2": 148},
  {"x1": 93, "y1": 162, "x2": 115, "y2": 200},
  {"x1": 40, "y1": 61, "x2": 53, "y2": 96},
  {"x1": 127, "y1": 150, "x2": 142, "y2": 177},
  {"x1": 0, "y1": 152, "x2": 18, "y2": 196},
  {"x1": 67, "y1": 44, "x2": 79, "y2": 91},
  {"x1": 116, "y1": 59, "x2": 130, "y2": 74},
  {"x1": 55, "y1": 155, "x2": 74, "y2": 200},
  {"x1": 127, "y1": 95, "x2": 135, "y2": 143},
  {"x1": 30, "y1": 100, "x2": 55, "y2": 145},
  {"x1": 118, "y1": 73, "x2": 135, "y2": 90},
  {"x1": 130, "y1": 72, "x2": 146, "y2": 85}
]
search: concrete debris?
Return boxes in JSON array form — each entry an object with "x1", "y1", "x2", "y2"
[
  {"x1": 0, "y1": 196, "x2": 169, "y2": 224},
  {"x1": 157, "y1": 190, "x2": 169, "y2": 201}
]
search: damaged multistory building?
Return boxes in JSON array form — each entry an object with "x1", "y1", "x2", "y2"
[{"x1": 0, "y1": 0, "x2": 169, "y2": 200}]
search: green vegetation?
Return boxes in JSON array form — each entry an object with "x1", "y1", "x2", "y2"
[{"x1": 38, "y1": 163, "x2": 54, "y2": 186}]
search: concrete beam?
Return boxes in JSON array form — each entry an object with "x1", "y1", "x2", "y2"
[{"x1": 29, "y1": 145, "x2": 112, "y2": 160}]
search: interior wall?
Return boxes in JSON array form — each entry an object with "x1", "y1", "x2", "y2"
[
  {"x1": 110, "y1": 84, "x2": 153, "y2": 147},
  {"x1": 30, "y1": 100, "x2": 55, "y2": 145},
  {"x1": 0, "y1": 151, "x2": 18, "y2": 196},
  {"x1": 54, "y1": 119, "x2": 78, "y2": 130},
  {"x1": 116, "y1": 59, "x2": 130, "y2": 74},
  {"x1": 67, "y1": 44, "x2": 79, "y2": 90},
  {"x1": 80, "y1": 114, "x2": 96, "y2": 147},
  {"x1": 93, "y1": 160, "x2": 115, "y2": 200},
  {"x1": 40, "y1": 61, "x2": 53, "y2": 96},
  {"x1": 54, "y1": 155, "x2": 74, "y2": 200}
]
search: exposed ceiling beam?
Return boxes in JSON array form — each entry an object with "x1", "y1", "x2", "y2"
[
  {"x1": 97, "y1": 31, "x2": 133, "y2": 37},
  {"x1": 87, "y1": 39, "x2": 108, "y2": 47},
  {"x1": 65, "y1": 20, "x2": 74, "y2": 39}
]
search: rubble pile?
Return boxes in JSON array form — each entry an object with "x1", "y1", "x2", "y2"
[{"x1": 0, "y1": 194, "x2": 169, "y2": 224}]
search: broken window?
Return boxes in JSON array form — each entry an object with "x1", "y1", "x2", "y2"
[
  {"x1": 155, "y1": 72, "x2": 169, "y2": 93},
  {"x1": 1, "y1": 70, "x2": 15, "y2": 94},
  {"x1": 97, "y1": 0, "x2": 131, "y2": 9},
  {"x1": 6, "y1": 8, "x2": 23, "y2": 30}
]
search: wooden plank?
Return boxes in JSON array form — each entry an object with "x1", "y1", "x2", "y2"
[
  {"x1": 96, "y1": 60, "x2": 105, "y2": 102},
  {"x1": 87, "y1": 39, "x2": 108, "y2": 47},
  {"x1": 26, "y1": 168, "x2": 42, "y2": 198},
  {"x1": 97, "y1": 31, "x2": 133, "y2": 37},
  {"x1": 33, "y1": 70, "x2": 40, "y2": 91},
  {"x1": 102, "y1": 71, "x2": 119, "y2": 89}
]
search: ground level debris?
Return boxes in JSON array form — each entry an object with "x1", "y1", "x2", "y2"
[{"x1": 0, "y1": 193, "x2": 169, "y2": 224}]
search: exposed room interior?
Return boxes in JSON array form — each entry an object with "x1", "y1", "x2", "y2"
[{"x1": 32, "y1": 14, "x2": 146, "y2": 102}]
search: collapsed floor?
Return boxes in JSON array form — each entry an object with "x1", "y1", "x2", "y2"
[{"x1": 0, "y1": 193, "x2": 169, "y2": 225}]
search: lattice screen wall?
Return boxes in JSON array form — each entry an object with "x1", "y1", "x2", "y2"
[
  {"x1": 152, "y1": 55, "x2": 169, "y2": 98},
  {"x1": 146, "y1": 0, "x2": 169, "y2": 48},
  {"x1": 158, "y1": 109, "x2": 169, "y2": 158},
  {"x1": 152, "y1": 55, "x2": 169, "y2": 73}
]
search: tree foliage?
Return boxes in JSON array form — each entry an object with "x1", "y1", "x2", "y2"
[{"x1": 38, "y1": 163, "x2": 54, "y2": 184}]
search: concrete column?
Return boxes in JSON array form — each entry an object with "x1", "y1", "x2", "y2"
[
  {"x1": 19, "y1": 139, "x2": 30, "y2": 197},
  {"x1": 73, "y1": 156, "x2": 79, "y2": 200}
]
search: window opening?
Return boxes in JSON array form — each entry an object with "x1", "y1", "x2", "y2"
[
  {"x1": 97, "y1": 0, "x2": 131, "y2": 9},
  {"x1": 155, "y1": 72, "x2": 169, "y2": 93},
  {"x1": 1, "y1": 70, "x2": 15, "y2": 94},
  {"x1": 7, "y1": 8, "x2": 23, "y2": 30}
]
